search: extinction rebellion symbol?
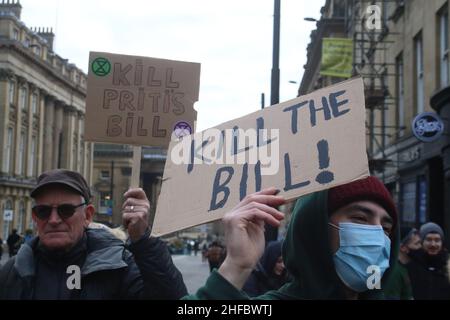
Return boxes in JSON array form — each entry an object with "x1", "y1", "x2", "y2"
[
  {"x1": 91, "y1": 57, "x2": 111, "y2": 77},
  {"x1": 173, "y1": 121, "x2": 192, "y2": 139},
  {"x1": 412, "y1": 112, "x2": 444, "y2": 143}
]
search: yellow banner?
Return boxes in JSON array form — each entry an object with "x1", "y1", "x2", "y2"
[{"x1": 320, "y1": 38, "x2": 353, "y2": 78}]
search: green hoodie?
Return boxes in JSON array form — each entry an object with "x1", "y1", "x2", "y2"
[{"x1": 185, "y1": 189, "x2": 399, "y2": 300}]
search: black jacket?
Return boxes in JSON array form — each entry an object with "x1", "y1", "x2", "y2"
[
  {"x1": 407, "y1": 249, "x2": 450, "y2": 300},
  {"x1": 0, "y1": 228, "x2": 187, "y2": 300}
]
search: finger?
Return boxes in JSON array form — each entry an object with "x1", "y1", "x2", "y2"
[
  {"x1": 124, "y1": 188, "x2": 147, "y2": 200},
  {"x1": 122, "y1": 198, "x2": 150, "y2": 210},
  {"x1": 234, "y1": 187, "x2": 279, "y2": 207},
  {"x1": 242, "y1": 202, "x2": 285, "y2": 220},
  {"x1": 241, "y1": 194, "x2": 286, "y2": 208},
  {"x1": 245, "y1": 208, "x2": 282, "y2": 227},
  {"x1": 122, "y1": 212, "x2": 147, "y2": 227},
  {"x1": 123, "y1": 205, "x2": 149, "y2": 214},
  {"x1": 253, "y1": 187, "x2": 280, "y2": 196}
]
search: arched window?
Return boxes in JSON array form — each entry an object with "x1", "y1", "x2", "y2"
[
  {"x1": 17, "y1": 200, "x2": 25, "y2": 234},
  {"x1": 2, "y1": 199, "x2": 13, "y2": 240}
]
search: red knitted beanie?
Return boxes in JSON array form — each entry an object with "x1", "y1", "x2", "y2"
[{"x1": 328, "y1": 176, "x2": 397, "y2": 225}]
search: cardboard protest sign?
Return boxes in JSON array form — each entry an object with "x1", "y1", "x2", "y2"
[
  {"x1": 84, "y1": 52, "x2": 200, "y2": 147},
  {"x1": 152, "y1": 78, "x2": 369, "y2": 237}
]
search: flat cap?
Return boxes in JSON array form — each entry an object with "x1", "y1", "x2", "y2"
[{"x1": 30, "y1": 169, "x2": 92, "y2": 202}]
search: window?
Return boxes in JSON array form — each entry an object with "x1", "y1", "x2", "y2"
[
  {"x1": 382, "y1": 70, "x2": 389, "y2": 147},
  {"x1": 2, "y1": 200, "x2": 13, "y2": 240},
  {"x1": 332, "y1": 0, "x2": 345, "y2": 18},
  {"x1": 3, "y1": 128, "x2": 13, "y2": 173},
  {"x1": 401, "y1": 182, "x2": 416, "y2": 224},
  {"x1": 72, "y1": 137, "x2": 77, "y2": 171},
  {"x1": 19, "y1": 87, "x2": 28, "y2": 111},
  {"x1": 396, "y1": 53, "x2": 404, "y2": 137},
  {"x1": 12, "y1": 28, "x2": 19, "y2": 40},
  {"x1": 382, "y1": 0, "x2": 389, "y2": 32},
  {"x1": 439, "y1": 6, "x2": 449, "y2": 88},
  {"x1": 18, "y1": 132, "x2": 26, "y2": 175},
  {"x1": 414, "y1": 32, "x2": 424, "y2": 114},
  {"x1": 400, "y1": 177, "x2": 427, "y2": 226},
  {"x1": 29, "y1": 137, "x2": 36, "y2": 176},
  {"x1": 8, "y1": 81, "x2": 15, "y2": 105},
  {"x1": 17, "y1": 201, "x2": 25, "y2": 235},
  {"x1": 28, "y1": 199, "x2": 35, "y2": 231},
  {"x1": 80, "y1": 143, "x2": 85, "y2": 174},
  {"x1": 31, "y1": 93, "x2": 38, "y2": 114},
  {"x1": 34, "y1": 45, "x2": 41, "y2": 56},
  {"x1": 417, "y1": 176, "x2": 427, "y2": 224},
  {"x1": 98, "y1": 191, "x2": 112, "y2": 215},
  {"x1": 24, "y1": 37, "x2": 30, "y2": 47},
  {"x1": 100, "y1": 170, "x2": 110, "y2": 180}
]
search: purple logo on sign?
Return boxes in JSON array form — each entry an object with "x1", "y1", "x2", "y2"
[{"x1": 173, "y1": 121, "x2": 192, "y2": 138}]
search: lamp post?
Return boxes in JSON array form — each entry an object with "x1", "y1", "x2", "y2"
[
  {"x1": 271, "y1": 0, "x2": 281, "y2": 107},
  {"x1": 265, "y1": 0, "x2": 281, "y2": 243}
]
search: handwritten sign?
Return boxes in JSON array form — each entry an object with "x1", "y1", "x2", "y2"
[
  {"x1": 85, "y1": 52, "x2": 200, "y2": 147},
  {"x1": 152, "y1": 78, "x2": 369, "y2": 237}
]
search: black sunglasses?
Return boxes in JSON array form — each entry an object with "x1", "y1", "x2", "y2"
[{"x1": 32, "y1": 203, "x2": 86, "y2": 220}]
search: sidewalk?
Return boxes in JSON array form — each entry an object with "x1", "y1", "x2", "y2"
[{"x1": 172, "y1": 254, "x2": 210, "y2": 294}]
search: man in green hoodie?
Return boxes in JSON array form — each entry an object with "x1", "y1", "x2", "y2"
[{"x1": 187, "y1": 176, "x2": 399, "y2": 300}]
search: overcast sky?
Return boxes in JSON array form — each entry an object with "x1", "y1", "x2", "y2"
[{"x1": 20, "y1": 0, "x2": 325, "y2": 131}]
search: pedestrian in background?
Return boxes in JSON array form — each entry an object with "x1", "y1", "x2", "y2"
[
  {"x1": 407, "y1": 222, "x2": 450, "y2": 299},
  {"x1": 384, "y1": 227, "x2": 421, "y2": 299},
  {"x1": 206, "y1": 241, "x2": 225, "y2": 272},
  {"x1": 242, "y1": 240, "x2": 289, "y2": 297},
  {"x1": 194, "y1": 241, "x2": 199, "y2": 256},
  {"x1": 6, "y1": 229, "x2": 21, "y2": 258},
  {"x1": 201, "y1": 242, "x2": 208, "y2": 262},
  {"x1": 24, "y1": 229, "x2": 34, "y2": 244}
]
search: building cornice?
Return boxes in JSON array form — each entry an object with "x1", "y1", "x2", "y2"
[{"x1": 0, "y1": 40, "x2": 86, "y2": 97}]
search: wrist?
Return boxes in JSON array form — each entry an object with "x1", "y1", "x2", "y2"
[
  {"x1": 218, "y1": 258, "x2": 254, "y2": 290},
  {"x1": 128, "y1": 227, "x2": 150, "y2": 244}
]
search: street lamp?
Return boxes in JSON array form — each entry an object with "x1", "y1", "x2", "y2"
[{"x1": 304, "y1": 17, "x2": 319, "y2": 22}]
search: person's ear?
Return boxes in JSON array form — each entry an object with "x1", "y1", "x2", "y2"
[
  {"x1": 31, "y1": 211, "x2": 37, "y2": 223},
  {"x1": 84, "y1": 204, "x2": 95, "y2": 225}
]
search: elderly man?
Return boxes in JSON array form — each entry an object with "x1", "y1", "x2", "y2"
[
  {"x1": 187, "y1": 176, "x2": 399, "y2": 300},
  {"x1": 0, "y1": 169, "x2": 187, "y2": 299}
]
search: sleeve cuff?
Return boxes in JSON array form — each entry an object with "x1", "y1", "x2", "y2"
[{"x1": 191, "y1": 270, "x2": 249, "y2": 300}]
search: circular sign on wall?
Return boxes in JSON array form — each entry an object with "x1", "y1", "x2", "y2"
[{"x1": 412, "y1": 112, "x2": 444, "y2": 143}]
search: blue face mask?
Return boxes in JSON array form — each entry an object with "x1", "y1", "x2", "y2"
[{"x1": 329, "y1": 222, "x2": 391, "y2": 293}]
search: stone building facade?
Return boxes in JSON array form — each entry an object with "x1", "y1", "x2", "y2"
[{"x1": 0, "y1": 0, "x2": 92, "y2": 239}]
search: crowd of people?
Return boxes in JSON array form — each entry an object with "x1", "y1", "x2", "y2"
[{"x1": 1, "y1": 169, "x2": 449, "y2": 300}]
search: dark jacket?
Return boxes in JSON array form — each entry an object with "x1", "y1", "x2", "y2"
[
  {"x1": 406, "y1": 249, "x2": 450, "y2": 300},
  {"x1": 186, "y1": 189, "x2": 399, "y2": 300},
  {"x1": 242, "y1": 241, "x2": 288, "y2": 297},
  {"x1": 382, "y1": 260, "x2": 413, "y2": 300},
  {"x1": 0, "y1": 228, "x2": 187, "y2": 300}
]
